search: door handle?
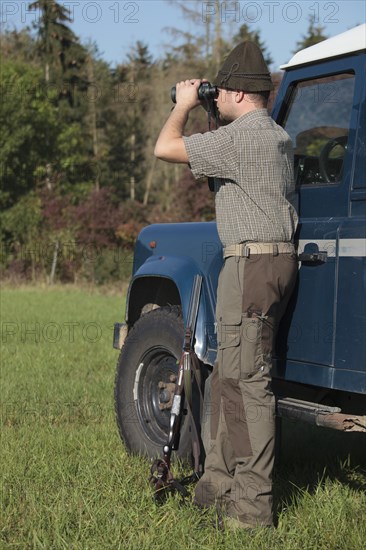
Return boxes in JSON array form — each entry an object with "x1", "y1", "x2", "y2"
[{"x1": 298, "y1": 251, "x2": 328, "y2": 264}]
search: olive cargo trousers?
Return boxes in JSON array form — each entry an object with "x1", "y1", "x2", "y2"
[{"x1": 195, "y1": 247, "x2": 298, "y2": 527}]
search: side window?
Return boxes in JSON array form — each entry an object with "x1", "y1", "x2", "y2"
[{"x1": 283, "y1": 73, "x2": 355, "y2": 186}]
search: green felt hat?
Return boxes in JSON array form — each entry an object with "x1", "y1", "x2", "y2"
[{"x1": 213, "y1": 41, "x2": 273, "y2": 92}]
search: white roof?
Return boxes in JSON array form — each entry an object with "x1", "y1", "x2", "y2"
[{"x1": 281, "y1": 23, "x2": 366, "y2": 69}]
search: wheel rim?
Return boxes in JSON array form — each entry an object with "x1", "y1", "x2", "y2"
[{"x1": 135, "y1": 346, "x2": 180, "y2": 444}]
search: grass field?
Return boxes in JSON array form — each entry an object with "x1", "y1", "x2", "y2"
[{"x1": 1, "y1": 286, "x2": 365, "y2": 549}]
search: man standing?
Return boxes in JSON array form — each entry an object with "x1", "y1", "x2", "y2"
[{"x1": 154, "y1": 42, "x2": 298, "y2": 529}]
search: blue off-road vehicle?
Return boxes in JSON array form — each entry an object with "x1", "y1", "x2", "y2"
[{"x1": 114, "y1": 25, "x2": 366, "y2": 460}]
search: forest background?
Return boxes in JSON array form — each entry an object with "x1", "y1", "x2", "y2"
[{"x1": 1, "y1": 0, "x2": 334, "y2": 285}]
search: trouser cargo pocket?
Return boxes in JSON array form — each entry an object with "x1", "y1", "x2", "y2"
[
  {"x1": 218, "y1": 316, "x2": 271, "y2": 381},
  {"x1": 217, "y1": 321, "x2": 241, "y2": 380},
  {"x1": 240, "y1": 316, "x2": 266, "y2": 379}
]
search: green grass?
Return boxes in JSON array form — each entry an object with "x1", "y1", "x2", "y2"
[{"x1": 1, "y1": 287, "x2": 365, "y2": 549}]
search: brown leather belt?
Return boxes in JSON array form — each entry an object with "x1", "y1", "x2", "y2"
[{"x1": 223, "y1": 242, "x2": 295, "y2": 259}]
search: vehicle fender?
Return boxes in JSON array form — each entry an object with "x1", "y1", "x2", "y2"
[{"x1": 127, "y1": 254, "x2": 215, "y2": 363}]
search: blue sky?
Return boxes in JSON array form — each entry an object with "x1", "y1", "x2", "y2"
[{"x1": 2, "y1": 1, "x2": 366, "y2": 70}]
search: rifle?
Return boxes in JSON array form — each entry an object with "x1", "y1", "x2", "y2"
[{"x1": 149, "y1": 274, "x2": 204, "y2": 502}]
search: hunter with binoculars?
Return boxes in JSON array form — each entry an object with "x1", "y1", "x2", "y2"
[{"x1": 154, "y1": 41, "x2": 298, "y2": 530}]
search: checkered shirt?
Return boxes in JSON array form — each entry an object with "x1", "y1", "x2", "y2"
[{"x1": 183, "y1": 109, "x2": 298, "y2": 246}]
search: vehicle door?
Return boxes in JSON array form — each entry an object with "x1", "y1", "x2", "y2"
[{"x1": 272, "y1": 55, "x2": 363, "y2": 387}]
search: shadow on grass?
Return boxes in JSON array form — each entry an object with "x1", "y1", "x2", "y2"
[{"x1": 273, "y1": 419, "x2": 366, "y2": 520}]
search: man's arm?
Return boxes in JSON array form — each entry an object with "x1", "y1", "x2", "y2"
[
  {"x1": 154, "y1": 79, "x2": 202, "y2": 163},
  {"x1": 154, "y1": 105, "x2": 190, "y2": 163}
]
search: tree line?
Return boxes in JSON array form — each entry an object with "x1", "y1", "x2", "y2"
[{"x1": 0, "y1": 1, "x2": 327, "y2": 284}]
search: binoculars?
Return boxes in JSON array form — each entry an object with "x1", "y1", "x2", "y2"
[{"x1": 171, "y1": 82, "x2": 218, "y2": 103}]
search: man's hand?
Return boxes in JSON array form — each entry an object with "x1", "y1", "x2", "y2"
[{"x1": 175, "y1": 79, "x2": 202, "y2": 110}]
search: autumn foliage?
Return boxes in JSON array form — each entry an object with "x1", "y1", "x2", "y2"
[{"x1": 0, "y1": 2, "x2": 304, "y2": 284}]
